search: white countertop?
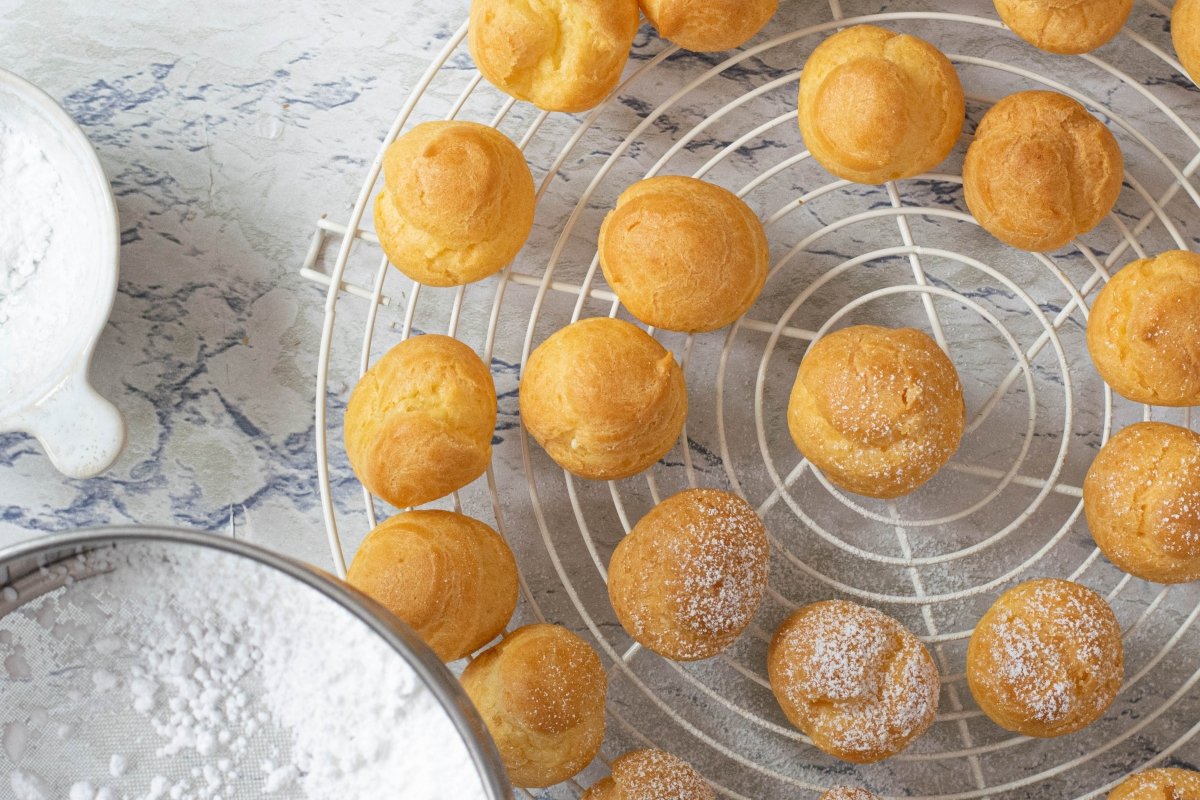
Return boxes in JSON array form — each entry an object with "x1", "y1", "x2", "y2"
[{"x1": 0, "y1": 0, "x2": 475, "y2": 568}]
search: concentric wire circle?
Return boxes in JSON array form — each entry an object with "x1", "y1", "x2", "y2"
[{"x1": 312, "y1": 3, "x2": 1200, "y2": 797}]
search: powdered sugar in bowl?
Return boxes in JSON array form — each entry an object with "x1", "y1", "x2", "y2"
[
  {"x1": 0, "y1": 527, "x2": 509, "y2": 799},
  {"x1": 0, "y1": 68, "x2": 124, "y2": 478}
]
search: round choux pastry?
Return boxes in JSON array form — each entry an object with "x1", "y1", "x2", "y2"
[
  {"x1": 1084, "y1": 422, "x2": 1200, "y2": 584},
  {"x1": 993, "y1": 0, "x2": 1132, "y2": 55},
  {"x1": 607, "y1": 489, "x2": 770, "y2": 661},
  {"x1": 1086, "y1": 250, "x2": 1200, "y2": 406},
  {"x1": 797, "y1": 24, "x2": 965, "y2": 184},
  {"x1": 460, "y1": 623, "x2": 607, "y2": 788},
  {"x1": 519, "y1": 317, "x2": 688, "y2": 480},
  {"x1": 373, "y1": 121, "x2": 535, "y2": 287},
  {"x1": 469, "y1": 0, "x2": 639, "y2": 112},
  {"x1": 967, "y1": 578, "x2": 1123, "y2": 738},
  {"x1": 767, "y1": 600, "x2": 940, "y2": 764},
  {"x1": 821, "y1": 789, "x2": 881, "y2": 800},
  {"x1": 581, "y1": 749, "x2": 714, "y2": 800},
  {"x1": 346, "y1": 510, "x2": 519, "y2": 662},
  {"x1": 639, "y1": 0, "x2": 777, "y2": 52},
  {"x1": 1174, "y1": 0, "x2": 1200, "y2": 86},
  {"x1": 598, "y1": 176, "x2": 770, "y2": 333},
  {"x1": 344, "y1": 334, "x2": 496, "y2": 509},
  {"x1": 1110, "y1": 768, "x2": 1200, "y2": 799},
  {"x1": 786, "y1": 325, "x2": 965, "y2": 499},
  {"x1": 963, "y1": 90, "x2": 1123, "y2": 252}
]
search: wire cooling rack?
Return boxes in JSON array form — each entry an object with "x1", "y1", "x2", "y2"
[{"x1": 301, "y1": 2, "x2": 1200, "y2": 797}]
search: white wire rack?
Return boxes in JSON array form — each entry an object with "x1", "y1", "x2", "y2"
[{"x1": 303, "y1": 2, "x2": 1200, "y2": 797}]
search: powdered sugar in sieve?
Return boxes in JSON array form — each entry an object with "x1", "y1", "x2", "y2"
[{"x1": 0, "y1": 530, "x2": 500, "y2": 800}]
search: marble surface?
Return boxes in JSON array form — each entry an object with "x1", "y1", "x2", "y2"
[
  {"x1": 0, "y1": 0, "x2": 474, "y2": 567},
  {"x1": 4, "y1": 0, "x2": 1200, "y2": 798}
]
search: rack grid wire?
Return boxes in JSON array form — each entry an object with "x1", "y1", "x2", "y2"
[{"x1": 303, "y1": 2, "x2": 1200, "y2": 797}]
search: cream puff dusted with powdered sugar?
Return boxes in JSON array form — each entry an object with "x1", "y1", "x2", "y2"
[
  {"x1": 607, "y1": 489, "x2": 769, "y2": 661},
  {"x1": 1109, "y1": 768, "x2": 1200, "y2": 799},
  {"x1": 582, "y1": 749, "x2": 714, "y2": 799},
  {"x1": 1087, "y1": 251, "x2": 1200, "y2": 407},
  {"x1": 1084, "y1": 422, "x2": 1200, "y2": 584},
  {"x1": 820, "y1": 789, "x2": 881, "y2": 800},
  {"x1": 461, "y1": 624, "x2": 607, "y2": 788},
  {"x1": 768, "y1": 600, "x2": 940, "y2": 763},
  {"x1": 967, "y1": 579, "x2": 1123, "y2": 737},
  {"x1": 787, "y1": 325, "x2": 965, "y2": 498}
]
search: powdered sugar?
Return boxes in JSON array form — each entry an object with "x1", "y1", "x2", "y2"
[
  {"x1": 771, "y1": 600, "x2": 940, "y2": 759},
  {"x1": 0, "y1": 118, "x2": 59, "y2": 328},
  {"x1": 820, "y1": 788, "x2": 880, "y2": 800},
  {"x1": 612, "y1": 489, "x2": 769, "y2": 660},
  {"x1": 604, "y1": 748, "x2": 713, "y2": 799},
  {"x1": 990, "y1": 615, "x2": 1074, "y2": 724},
  {"x1": 0, "y1": 107, "x2": 93, "y2": 411},
  {"x1": 0, "y1": 541, "x2": 487, "y2": 799},
  {"x1": 791, "y1": 325, "x2": 965, "y2": 495},
  {"x1": 673, "y1": 493, "x2": 770, "y2": 640},
  {"x1": 9, "y1": 769, "x2": 51, "y2": 800},
  {"x1": 972, "y1": 579, "x2": 1123, "y2": 731}
]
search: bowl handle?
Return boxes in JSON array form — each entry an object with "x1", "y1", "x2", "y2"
[{"x1": 14, "y1": 372, "x2": 126, "y2": 479}]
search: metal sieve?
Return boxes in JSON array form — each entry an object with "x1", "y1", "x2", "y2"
[{"x1": 0, "y1": 526, "x2": 511, "y2": 799}]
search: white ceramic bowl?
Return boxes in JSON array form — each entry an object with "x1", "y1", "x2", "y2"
[{"x1": 0, "y1": 68, "x2": 124, "y2": 478}]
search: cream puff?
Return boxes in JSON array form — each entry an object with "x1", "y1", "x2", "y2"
[
  {"x1": 967, "y1": 578, "x2": 1123, "y2": 737},
  {"x1": 598, "y1": 176, "x2": 769, "y2": 333},
  {"x1": 787, "y1": 325, "x2": 965, "y2": 498},
  {"x1": 608, "y1": 489, "x2": 769, "y2": 661},
  {"x1": 469, "y1": 0, "x2": 639, "y2": 112},
  {"x1": 798, "y1": 24, "x2": 964, "y2": 184},
  {"x1": 1110, "y1": 768, "x2": 1200, "y2": 799},
  {"x1": 461, "y1": 624, "x2": 607, "y2": 787},
  {"x1": 520, "y1": 318, "x2": 688, "y2": 480},
  {"x1": 346, "y1": 510, "x2": 518, "y2": 661},
  {"x1": 963, "y1": 90, "x2": 1123, "y2": 251},
  {"x1": 344, "y1": 334, "x2": 496, "y2": 508},
  {"x1": 994, "y1": 0, "x2": 1132, "y2": 54},
  {"x1": 768, "y1": 600, "x2": 940, "y2": 763},
  {"x1": 582, "y1": 748, "x2": 713, "y2": 799},
  {"x1": 1174, "y1": 0, "x2": 1200, "y2": 86},
  {"x1": 1087, "y1": 250, "x2": 1200, "y2": 407},
  {"x1": 374, "y1": 121, "x2": 535, "y2": 287},
  {"x1": 1084, "y1": 422, "x2": 1200, "y2": 584},
  {"x1": 639, "y1": 0, "x2": 777, "y2": 52}
]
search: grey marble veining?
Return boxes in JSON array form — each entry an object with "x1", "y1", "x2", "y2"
[{"x1": 0, "y1": 0, "x2": 474, "y2": 568}]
